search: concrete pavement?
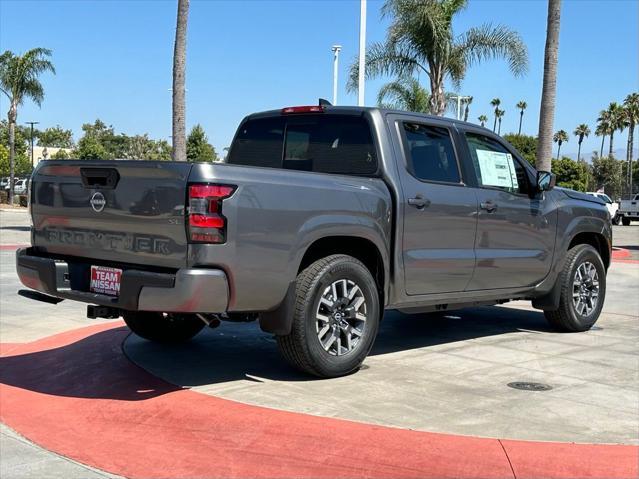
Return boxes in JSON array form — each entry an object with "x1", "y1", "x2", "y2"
[{"x1": 1, "y1": 208, "x2": 638, "y2": 477}]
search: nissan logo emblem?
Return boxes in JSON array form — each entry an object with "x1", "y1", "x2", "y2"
[{"x1": 90, "y1": 192, "x2": 106, "y2": 212}]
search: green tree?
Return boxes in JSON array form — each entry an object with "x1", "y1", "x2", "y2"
[
  {"x1": 496, "y1": 108, "x2": 505, "y2": 135},
  {"x1": 516, "y1": 100, "x2": 527, "y2": 135},
  {"x1": 503, "y1": 133, "x2": 536, "y2": 165},
  {"x1": 0, "y1": 120, "x2": 29, "y2": 157},
  {"x1": 37, "y1": 125, "x2": 74, "y2": 148},
  {"x1": 490, "y1": 98, "x2": 501, "y2": 132},
  {"x1": 553, "y1": 129, "x2": 568, "y2": 160},
  {"x1": 377, "y1": 76, "x2": 430, "y2": 112},
  {"x1": 172, "y1": 0, "x2": 189, "y2": 161},
  {"x1": 0, "y1": 144, "x2": 32, "y2": 177},
  {"x1": 74, "y1": 119, "x2": 129, "y2": 159},
  {"x1": 536, "y1": 0, "x2": 561, "y2": 172},
  {"x1": 51, "y1": 148, "x2": 70, "y2": 159},
  {"x1": 74, "y1": 136, "x2": 108, "y2": 160},
  {"x1": 551, "y1": 157, "x2": 588, "y2": 191},
  {"x1": 0, "y1": 48, "x2": 55, "y2": 203},
  {"x1": 477, "y1": 114, "x2": 488, "y2": 128},
  {"x1": 573, "y1": 124, "x2": 590, "y2": 162},
  {"x1": 623, "y1": 93, "x2": 639, "y2": 192},
  {"x1": 347, "y1": 0, "x2": 528, "y2": 116},
  {"x1": 186, "y1": 124, "x2": 217, "y2": 162},
  {"x1": 126, "y1": 134, "x2": 171, "y2": 161},
  {"x1": 591, "y1": 153, "x2": 624, "y2": 199}
]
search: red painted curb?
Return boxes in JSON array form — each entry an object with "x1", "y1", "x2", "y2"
[
  {"x1": 612, "y1": 247, "x2": 631, "y2": 260},
  {"x1": 1, "y1": 323, "x2": 637, "y2": 479},
  {"x1": 0, "y1": 244, "x2": 26, "y2": 251}
]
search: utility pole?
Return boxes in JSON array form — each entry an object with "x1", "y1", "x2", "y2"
[
  {"x1": 331, "y1": 45, "x2": 342, "y2": 105},
  {"x1": 26, "y1": 121, "x2": 39, "y2": 167},
  {"x1": 357, "y1": 0, "x2": 367, "y2": 106}
]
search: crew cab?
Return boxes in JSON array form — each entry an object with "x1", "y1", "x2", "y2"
[{"x1": 17, "y1": 106, "x2": 612, "y2": 377}]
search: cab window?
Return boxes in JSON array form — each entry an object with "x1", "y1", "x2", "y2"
[
  {"x1": 402, "y1": 123, "x2": 460, "y2": 183},
  {"x1": 464, "y1": 133, "x2": 529, "y2": 195}
]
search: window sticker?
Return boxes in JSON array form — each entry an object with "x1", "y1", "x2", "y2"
[{"x1": 476, "y1": 149, "x2": 518, "y2": 189}]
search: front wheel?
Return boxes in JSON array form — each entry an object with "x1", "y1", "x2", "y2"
[
  {"x1": 276, "y1": 255, "x2": 380, "y2": 378},
  {"x1": 544, "y1": 244, "x2": 606, "y2": 332},
  {"x1": 622, "y1": 217, "x2": 631, "y2": 226},
  {"x1": 123, "y1": 311, "x2": 205, "y2": 343}
]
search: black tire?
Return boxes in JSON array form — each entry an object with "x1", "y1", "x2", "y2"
[
  {"x1": 123, "y1": 311, "x2": 205, "y2": 343},
  {"x1": 612, "y1": 215, "x2": 621, "y2": 226},
  {"x1": 276, "y1": 254, "x2": 380, "y2": 378},
  {"x1": 622, "y1": 217, "x2": 631, "y2": 226},
  {"x1": 544, "y1": 244, "x2": 606, "y2": 332}
]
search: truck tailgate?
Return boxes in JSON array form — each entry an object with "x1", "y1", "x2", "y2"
[{"x1": 30, "y1": 160, "x2": 192, "y2": 269}]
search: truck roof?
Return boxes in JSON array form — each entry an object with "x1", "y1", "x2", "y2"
[{"x1": 246, "y1": 105, "x2": 491, "y2": 131}]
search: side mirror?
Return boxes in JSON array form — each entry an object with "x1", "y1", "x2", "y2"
[{"x1": 536, "y1": 171, "x2": 556, "y2": 192}]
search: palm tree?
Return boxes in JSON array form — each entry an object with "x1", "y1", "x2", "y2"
[
  {"x1": 347, "y1": 0, "x2": 528, "y2": 116},
  {"x1": 596, "y1": 112, "x2": 611, "y2": 157},
  {"x1": 553, "y1": 129, "x2": 568, "y2": 160},
  {"x1": 623, "y1": 93, "x2": 639, "y2": 190},
  {"x1": 604, "y1": 102, "x2": 625, "y2": 158},
  {"x1": 491, "y1": 98, "x2": 501, "y2": 132},
  {"x1": 496, "y1": 109, "x2": 505, "y2": 135},
  {"x1": 573, "y1": 124, "x2": 590, "y2": 162},
  {"x1": 536, "y1": 0, "x2": 562, "y2": 172},
  {"x1": 172, "y1": 0, "x2": 189, "y2": 161},
  {"x1": 463, "y1": 96, "x2": 473, "y2": 122},
  {"x1": 0, "y1": 48, "x2": 55, "y2": 204},
  {"x1": 516, "y1": 100, "x2": 527, "y2": 135},
  {"x1": 377, "y1": 76, "x2": 430, "y2": 112},
  {"x1": 478, "y1": 115, "x2": 488, "y2": 128}
]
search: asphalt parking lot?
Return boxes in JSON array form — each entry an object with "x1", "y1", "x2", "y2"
[{"x1": 1, "y1": 208, "x2": 638, "y2": 478}]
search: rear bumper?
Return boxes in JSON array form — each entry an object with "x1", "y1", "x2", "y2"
[{"x1": 15, "y1": 248, "x2": 229, "y2": 313}]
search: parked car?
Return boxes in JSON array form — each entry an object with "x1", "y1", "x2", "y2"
[
  {"x1": 617, "y1": 193, "x2": 639, "y2": 225},
  {"x1": 16, "y1": 106, "x2": 611, "y2": 377},
  {"x1": 3, "y1": 178, "x2": 28, "y2": 195},
  {"x1": 586, "y1": 192, "x2": 619, "y2": 224}
]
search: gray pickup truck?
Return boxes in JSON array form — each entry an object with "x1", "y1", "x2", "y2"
[{"x1": 17, "y1": 106, "x2": 611, "y2": 377}]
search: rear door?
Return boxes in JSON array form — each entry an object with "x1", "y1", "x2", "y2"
[
  {"x1": 458, "y1": 129, "x2": 557, "y2": 290},
  {"x1": 31, "y1": 160, "x2": 192, "y2": 269},
  {"x1": 390, "y1": 116, "x2": 478, "y2": 295}
]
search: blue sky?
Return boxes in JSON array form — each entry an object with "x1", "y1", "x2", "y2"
[{"x1": 0, "y1": 0, "x2": 637, "y2": 157}]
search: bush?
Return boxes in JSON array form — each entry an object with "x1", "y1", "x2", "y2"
[{"x1": 0, "y1": 190, "x2": 7, "y2": 204}]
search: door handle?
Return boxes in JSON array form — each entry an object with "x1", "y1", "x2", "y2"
[
  {"x1": 408, "y1": 196, "x2": 430, "y2": 209},
  {"x1": 480, "y1": 201, "x2": 498, "y2": 212}
]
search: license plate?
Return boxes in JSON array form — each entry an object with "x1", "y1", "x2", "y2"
[{"x1": 90, "y1": 266, "x2": 122, "y2": 296}]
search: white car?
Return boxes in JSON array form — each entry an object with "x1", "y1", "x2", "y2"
[
  {"x1": 5, "y1": 178, "x2": 28, "y2": 195},
  {"x1": 586, "y1": 192, "x2": 619, "y2": 224}
]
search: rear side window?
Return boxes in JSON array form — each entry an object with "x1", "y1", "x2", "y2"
[
  {"x1": 402, "y1": 123, "x2": 460, "y2": 183},
  {"x1": 227, "y1": 117, "x2": 284, "y2": 168},
  {"x1": 228, "y1": 114, "x2": 378, "y2": 176}
]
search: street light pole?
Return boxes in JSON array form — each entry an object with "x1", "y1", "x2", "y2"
[
  {"x1": 357, "y1": 0, "x2": 367, "y2": 106},
  {"x1": 331, "y1": 45, "x2": 342, "y2": 105},
  {"x1": 26, "y1": 121, "x2": 39, "y2": 167},
  {"x1": 449, "y1": 96, "x2": 471, "y2": 120}
]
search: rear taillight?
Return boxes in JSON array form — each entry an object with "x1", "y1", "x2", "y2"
[{"x1": 187, "y1": 184, "x2": 235, "y2": 243}]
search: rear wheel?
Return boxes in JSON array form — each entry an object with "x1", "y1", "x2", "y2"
[
  {"x1": 622, "y1": 217, "x2": 631, "y2": 226},
  {"x1": 123, "y1": 311, "x2": 205, "y2": 343},
  {"x1": 544, "y1": 244, "x2": 606, "y2": 332},
  {"x1": 276, "y1": 255, "x2": 380, "y2": 378}
]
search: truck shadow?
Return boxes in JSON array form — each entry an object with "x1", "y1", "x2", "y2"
[{"x1": 0, "y1": 306, "x2": 553, "y2": 400}]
